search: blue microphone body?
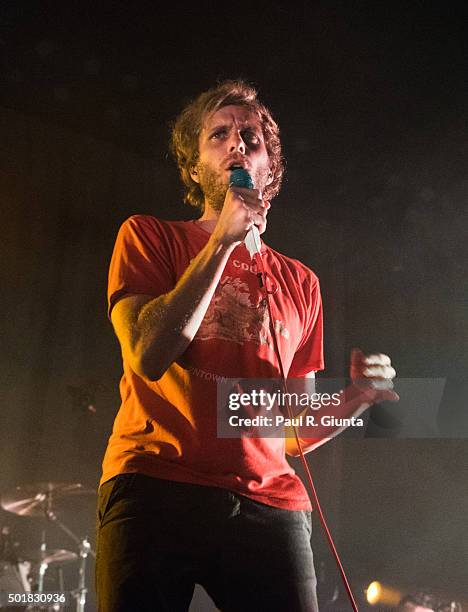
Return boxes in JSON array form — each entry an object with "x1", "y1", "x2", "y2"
[
  {"x1": 229, "y1": 168, "x2": 261, "y2": 258},
  {"x1": 229, "y1": 167, "x2": 255, "y2": 190}
]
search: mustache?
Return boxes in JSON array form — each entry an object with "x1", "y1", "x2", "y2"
[{"x1": 222, "y1": 155, "x2": 250, "y2": 171}]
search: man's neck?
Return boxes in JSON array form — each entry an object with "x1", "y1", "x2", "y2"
[{"x1": 196, "y1": 203, "x2": 219, "y2": 234}]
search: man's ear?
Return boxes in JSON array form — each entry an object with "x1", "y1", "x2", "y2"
[
  {"x1": 266, "y1": 168, "x2": 274, "y2": 186},
  {"x1": 190, "y1": 165, "x2": 200, "y2": 184}
]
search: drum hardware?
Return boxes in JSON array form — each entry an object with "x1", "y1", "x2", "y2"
[
  {"x1": 24, "y1": 550, "x2": 78, "y2": 567},
  {"x1": 0, "y1": 483, "x2": 94, "y2": 518},
  {"x1": 1, "y1": 483, "x2": 96, "y2": 612}
]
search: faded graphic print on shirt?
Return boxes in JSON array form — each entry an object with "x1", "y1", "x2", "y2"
[{"x1": 196, "y1": 276, "x2": 274, "y2": 346}]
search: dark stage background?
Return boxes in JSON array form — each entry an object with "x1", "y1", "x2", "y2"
[{"x1": 1, "y1": 2, "x2": 467, "y2": 610}]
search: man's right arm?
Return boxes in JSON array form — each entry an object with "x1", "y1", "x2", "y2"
[
  {"x1": 111, "y1": 186, "x2": 267, "y2": 381},
  {"x1": 111, "y1": 234, "x2": 233, "y2": 381}
]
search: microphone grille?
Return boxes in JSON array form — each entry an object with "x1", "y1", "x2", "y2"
[{"x1": 229, "y1": 168, "x2": 254, "y2": 189}]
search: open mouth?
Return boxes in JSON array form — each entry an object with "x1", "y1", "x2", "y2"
[{"x1": 226, "y1": 160, "x2": 247, "y2": 171}]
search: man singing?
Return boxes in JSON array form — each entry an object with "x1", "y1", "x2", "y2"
[{"x1": 96, "y1": 80, "x2": 397, "y2": 611}]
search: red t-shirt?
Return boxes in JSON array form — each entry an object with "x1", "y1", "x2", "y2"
[{"x1": 102, "y1": 215, "x2": 324, "y2": 510}]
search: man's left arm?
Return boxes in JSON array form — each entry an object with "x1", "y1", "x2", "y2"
[{"x1": 285, "y1": 349, "x2": 398, "y2": 456}]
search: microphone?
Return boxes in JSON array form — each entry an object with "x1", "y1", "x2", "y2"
[{"x1": 229, "y1": 168, "x2": 262, "y2": 258}]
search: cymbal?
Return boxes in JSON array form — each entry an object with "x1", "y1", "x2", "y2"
[
  {"x1": 24, "y1": 548, "x2": 78, "y2": 566},
  {"x1": 1, "y1": 482, "x2": 96, "y2": 516}
]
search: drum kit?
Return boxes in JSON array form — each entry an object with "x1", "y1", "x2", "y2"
[{"x1": 0, "y1": 482, "x2": 96, "y2": 611}]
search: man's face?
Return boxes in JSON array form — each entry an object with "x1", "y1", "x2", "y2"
[
  {"x1": 191, "y1": 104, "x2": 272, "y2": 212},
  {"x1": 401, "y1": 604, "x2": 435, "y2": 612}
]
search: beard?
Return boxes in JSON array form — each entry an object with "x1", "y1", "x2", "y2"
[
  {"x1": 197, "y1": 162, "x2": 270, "y2": 213},
  {"x1": 196, "y1": 162, "x2": 227, "y2": 213}
]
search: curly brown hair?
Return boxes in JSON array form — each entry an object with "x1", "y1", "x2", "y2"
[{"x1": 170, "y1": 79, "x2": 284, "y2": 210}]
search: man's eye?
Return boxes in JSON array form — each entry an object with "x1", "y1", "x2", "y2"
[
  {"x1": 211, "y1": 130, "x2": 226, "y2": 139},
  {"x1": 244, "y1": 132, "x2": 260, "y2": 144}
]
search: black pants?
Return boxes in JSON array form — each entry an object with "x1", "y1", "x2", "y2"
[{"x1": 95, "y1": 473, "x2": 318, "y2": 612}]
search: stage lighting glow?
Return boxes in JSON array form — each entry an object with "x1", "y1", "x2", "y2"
[
  {"x1": 366, "y1": 581, "x2": 401, "y2": 606},
  {"x1": 367, "y1": 581, "x2": 381, "y2": 605}
]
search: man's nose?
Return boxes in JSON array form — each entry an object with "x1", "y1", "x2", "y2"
[{"x1": 228, "y1": 131, "x2": 246, "y2": 155}]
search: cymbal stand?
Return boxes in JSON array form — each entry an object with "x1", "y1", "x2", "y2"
[
  {"x1": 44, "y1": 508, "x2": 95, "y2": 612},
  {"x1": 37, "y1": 530, "x2": 47, "y2": 595},
  {"x1": 75, "y1": 538, "x2": 91, "y2": 612}
]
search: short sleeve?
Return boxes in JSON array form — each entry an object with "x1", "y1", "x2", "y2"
[
  {"x1": 107, "y1": 215, "x2": 176, "y2": 318},
  {"x1": 288, "y1": 274, "x2": 324, "y2": 376}
]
